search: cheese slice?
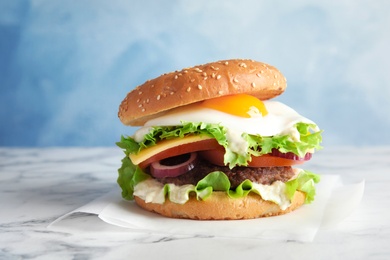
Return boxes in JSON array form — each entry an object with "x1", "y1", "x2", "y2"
[{"x1": 130, "y1": 135, "x2": 214, "y2": 165}]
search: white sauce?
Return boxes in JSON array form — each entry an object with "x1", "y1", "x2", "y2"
[
  {"x1": 134, "y1": 179, "x2": 166, "y2": 204},
  {"x1": 167, "y1": 183, "x2": 196, "y2": 204},
  {"x1": 251, "y1": 181, "x2": 290, "y2": 210},
  {"x1": 225, "y1": 128, "x2": 248, "y2": 154},
  {"x1": 134, "y1": 179, "x2": 197, "y2": 205}
]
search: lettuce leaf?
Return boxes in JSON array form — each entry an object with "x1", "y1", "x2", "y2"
[
  {"x1": 199, "y1": 169, "x2": 321, "y2": 203},
  {"x1": 117, "y1": 156, "x2": 149, "y2": 200},
  {"x1": 285, "y1": 170, "x2": 321, "y2": 203}
]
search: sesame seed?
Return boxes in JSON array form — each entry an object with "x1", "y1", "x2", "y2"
[
  {"x1": 146, "y1": 98, "x2": 150, "y2": 103},
  {"x1": 274, "y1": 74, "x2": 278, "y2": 79},
  {"x1": 157, "y1": 95, "x2": 161, "y2": 100},
  {"x1": 211, "y1": 66, "x2": 219, "y2": 71},
  {"x1": 239, "y1": 62, "x2": 247, "y2": 68},
  {"x1": 218, "y1": 90, "x2": 223, "y2": 95},
  {"x1": 216, "y1": 75, "x2": 221, "y2": 80},
  {"x1": 224, "y1": 61, "x2": 229, "y2": 65},
  {"x1": 251, "y1": 82, "x2": 256, "y2": 88},
  {"x1": 136, "y1": 98, "x2": 140, "y2": 103},
  {"x1": 211, "y1": 73, "x2": 216, "y2": 78},
  {"x1": 202, "y1": 72, "x2": 207, "y2": 77},
  {"x1": 197, "y1": 84, "x2": 203, "y2": 90},
  {"x1": 151, "y1": 84, "x2": 155, "y2": 88},
  {"x1": 183, "y1": 70, "x2": 188, "y2": 73},
  {"x1": 273, "y1": 82, "x2": 277, "y2": 86},
  {"x1": 190, "y1": 78, "x2": 195, "y2": 82},
  {"x1": 141, "y1": 108, "x2": 145, "y2": 112},
  {"x1": 260, "y1": 70, "x2": 264, "y2": 73},
  {"x1": 233, "y1": 78, "x2": 239, "y2": 83},
  {"x1": 174, "y1": 75, "x2": 178, "y2": 79},
  {"x1": 138, "y1": 91, "x2": 142, "y2": 95},
  {"x1": 170, "y1": 92, "x2": 175, "y2": 95},
  {"x1": 256, "y1": 73, "x2": 261, "y2": 77},
  {"x1": 203, "y1": 77, "x2": 208, "y2": 80},
  {"x1": 187, "y1": 87, "x2": 191, "y2": 92},
  {"x1": 138, "y1": 104, "x2": 142, "y2": 108}
]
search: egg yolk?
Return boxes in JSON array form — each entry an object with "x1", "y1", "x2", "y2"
[{"x1": 200, "y1": 94, "x2": 268, "y2": 118}]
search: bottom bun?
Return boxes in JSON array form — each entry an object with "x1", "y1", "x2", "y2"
[{"x1": 134, "y1": 191, "x2": 306, "y2": 220}]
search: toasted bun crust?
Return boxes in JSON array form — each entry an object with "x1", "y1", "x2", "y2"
[
  {"x1": 134, "y1": 191, "x2": 305, "y2": 220},
  {"x1": 118, "y1": 59, "x2": 287, "y2": 126}
]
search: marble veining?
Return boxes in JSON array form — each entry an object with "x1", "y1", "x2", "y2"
[{"x1": 0, "y1": 147, "x2": 390, "y2": 259}]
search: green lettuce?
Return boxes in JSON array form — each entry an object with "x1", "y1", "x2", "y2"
[{"x1": 117, "y1": 156, "x2": 149, "y2": 200}]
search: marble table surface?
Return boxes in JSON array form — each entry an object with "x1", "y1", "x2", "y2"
[{"x1": 0, "y1": 146, "x2": 389, "y2": 259}]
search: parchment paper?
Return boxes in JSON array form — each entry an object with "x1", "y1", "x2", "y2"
[{"x1": 48, "y1": 175, "x2": 364, "y2": 242}]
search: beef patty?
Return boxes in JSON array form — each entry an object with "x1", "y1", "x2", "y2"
[{"x1": 154, "y1": 158, "x2": 295, "y2": 188}]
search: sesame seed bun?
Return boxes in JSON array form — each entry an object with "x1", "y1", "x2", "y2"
[
  {"x1": 118, "y1": 59, "x2": 287, "y2": 126},
  {"x1": 134, "y1": 190, "x2": 305, "y2": 220}
]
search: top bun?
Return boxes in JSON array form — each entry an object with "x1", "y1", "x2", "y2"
[{"x1": 118, "y1": 59, "x2": 287, "y2": 126}]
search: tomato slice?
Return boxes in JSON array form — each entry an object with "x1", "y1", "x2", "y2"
[
  {"x1": 138, "y1": 139, "x2": 221, "y2": 169},
  {"x1": 199, "y1": 147, "x2": 306, "y2": 167}
]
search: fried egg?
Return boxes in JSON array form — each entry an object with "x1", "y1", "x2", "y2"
[{"x1": 134, "y1": 94, "x2": 318, "y2": 145}]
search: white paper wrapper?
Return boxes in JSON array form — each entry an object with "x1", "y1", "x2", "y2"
[{"x1": 48, "y1": 175, "x2": 364, "y2": 242}]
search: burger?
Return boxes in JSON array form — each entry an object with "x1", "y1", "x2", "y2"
[{"x1": 116, "y1": 59, "x2": 322, "y2": 220}]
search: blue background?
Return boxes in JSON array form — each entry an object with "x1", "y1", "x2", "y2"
[{"x1": 1, "y1": 0, "x2": 389, "y2": 147}]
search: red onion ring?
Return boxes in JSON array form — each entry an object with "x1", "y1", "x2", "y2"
[
  {"x1": 150, "y1": 153, "x2": 198, "y2": 178},
  {"x1": 270, "y1": 148, "x2": 312, "y2": 161}
]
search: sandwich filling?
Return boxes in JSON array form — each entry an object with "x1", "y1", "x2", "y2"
[{"x1": 117, "y1": 95, "x2": 323, "y2": 209}]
